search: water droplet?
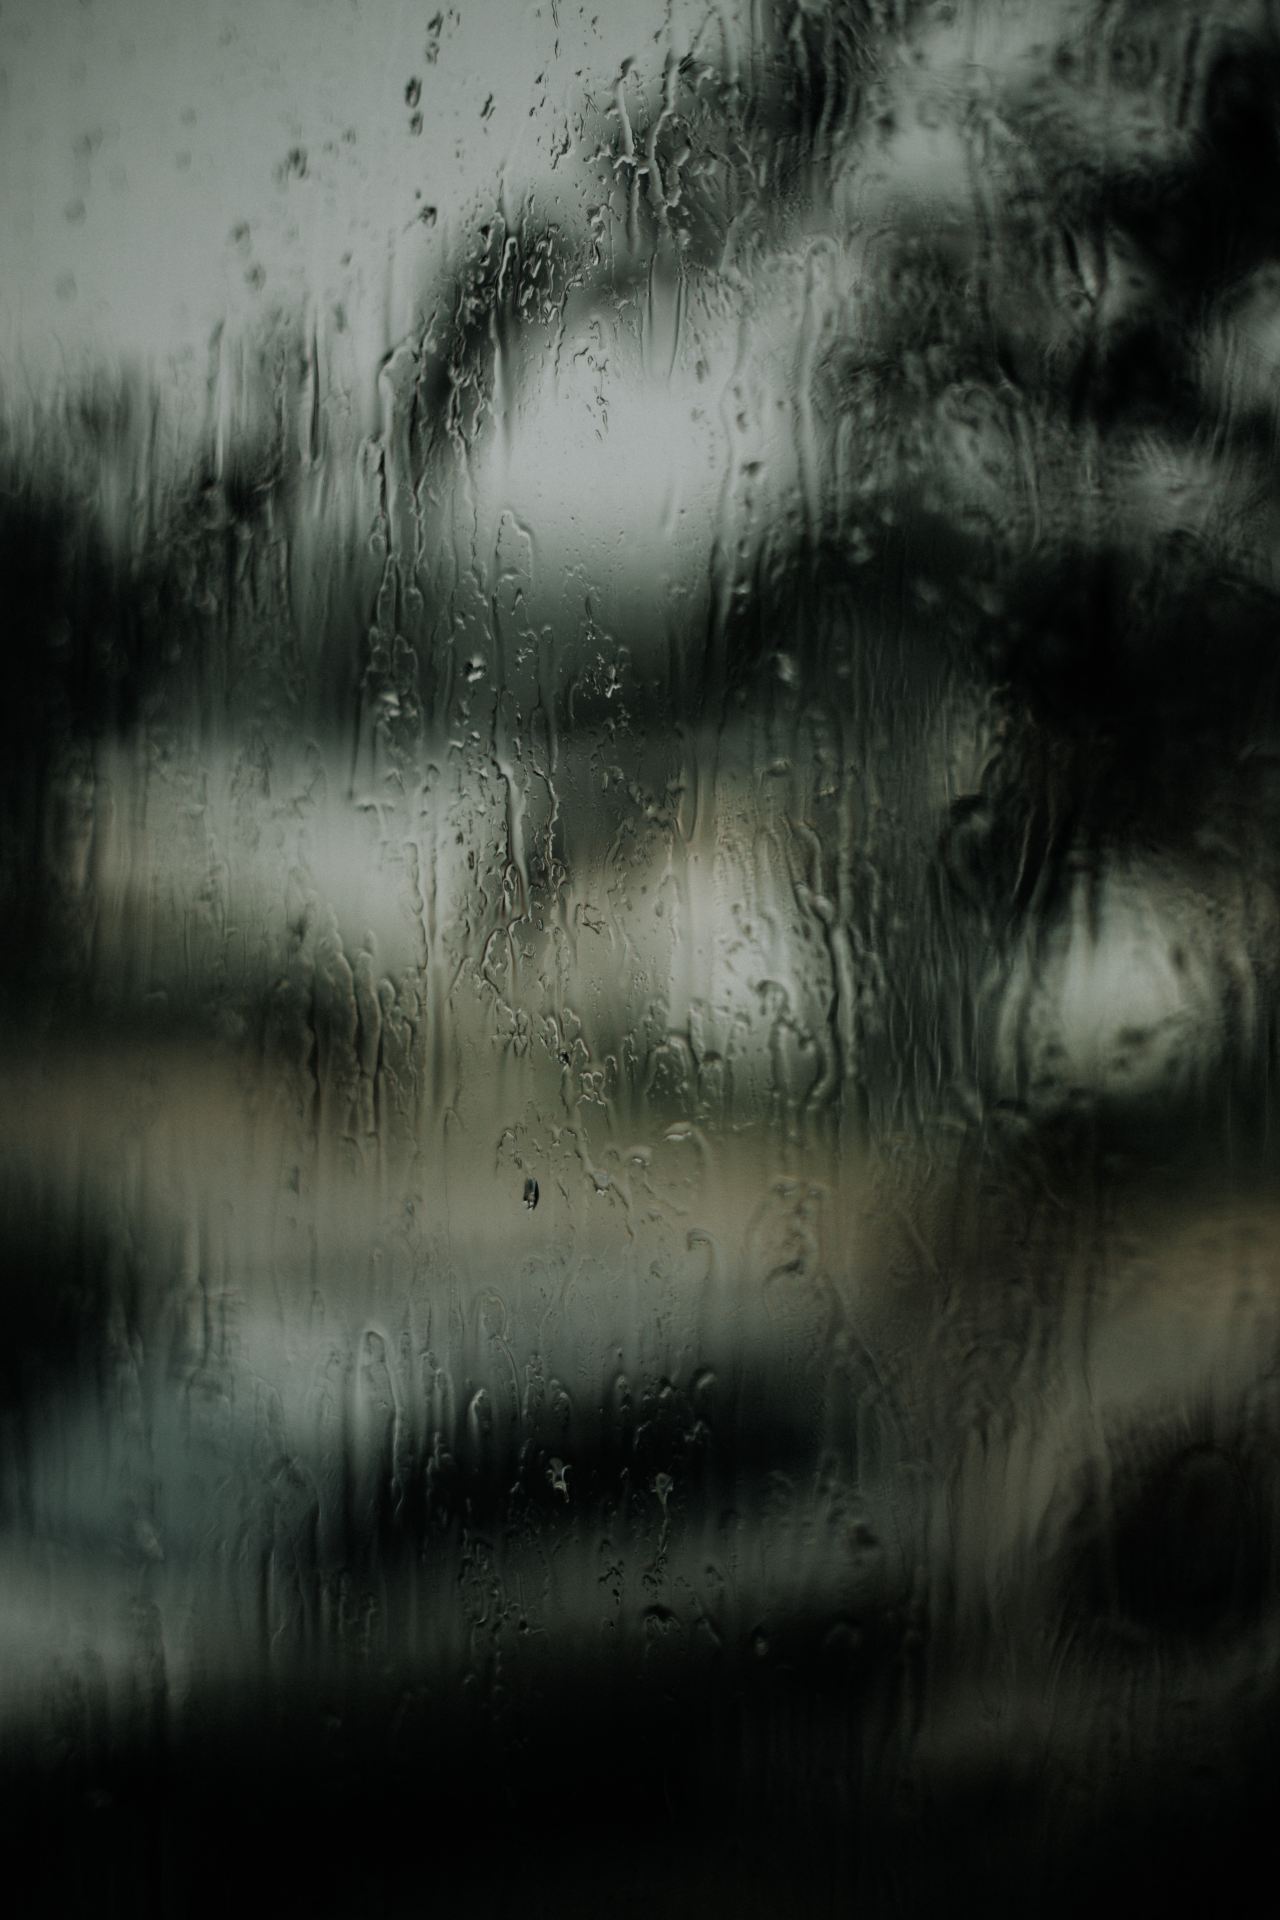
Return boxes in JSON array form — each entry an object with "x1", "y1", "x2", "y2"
[{"x1": 547, "y1": 1457, "x2": 570, "y2": 1499}]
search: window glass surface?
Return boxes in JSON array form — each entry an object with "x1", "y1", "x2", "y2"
[{"x1": 2, "y1": 3, "x2": 1280, "y2": 1913}]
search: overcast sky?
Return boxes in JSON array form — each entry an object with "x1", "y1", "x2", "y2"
[{"x1": 0, "y1": 0, "x2": 758, "y2": 427}]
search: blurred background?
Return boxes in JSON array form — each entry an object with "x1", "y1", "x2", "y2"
[{"x1": 5, "y1": 2, "x2": 1280, "y2": 1912}]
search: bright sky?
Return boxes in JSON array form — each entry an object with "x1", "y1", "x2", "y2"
[{"x1": 0, "y1": 0, "x2": 760, "y2": 426}]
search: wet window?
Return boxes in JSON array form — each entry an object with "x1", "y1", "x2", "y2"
[{"x1": 2, "y1": 3, "x2": 1280, "y2": 1913}]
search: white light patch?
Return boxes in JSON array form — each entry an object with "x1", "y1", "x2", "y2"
[
  {"x1": 994, "y1": 863, "x2": 1238, "y2": 1112},
  {"x1": 464, "y1": 277, "x2": 802, "y2": 651}
]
